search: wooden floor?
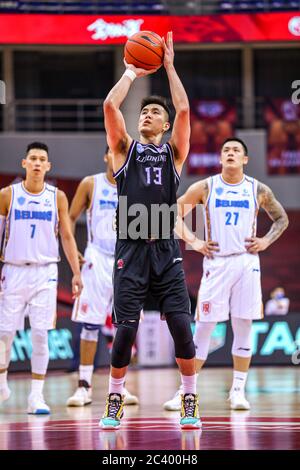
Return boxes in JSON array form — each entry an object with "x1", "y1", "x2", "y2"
[{"x1": 1, "y1": 366, "x2": 300, "y2": 450}]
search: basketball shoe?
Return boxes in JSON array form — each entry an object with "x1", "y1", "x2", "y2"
[
  {"x1": 100, "y1": 393, "x2": 124, "y2": 429},
  {"x1": 0, "y1": 385, "x2": 11, "y2": 404},
  {"x1": 123, "y1": 387, "x2": 139, "y2": 405},
  {"x1": 163, "y1": 385, "x2": 182, "y2": 411},
  {"x1": 66, "y1": 380, "x2": 92, "y2": 407},
  {"x1": 27, "y1": 393, "x2": 50, "y2": 415},
  {"x1": 180, "y1": 393, "x2": 202, "y2": 429},
  {"x1": 229, "y1": 389, "x2": 250, "y2": 410}
]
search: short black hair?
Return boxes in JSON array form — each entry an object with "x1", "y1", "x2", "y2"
[
  {"x1": 26, "y1": 142, "x2": 49, "y2": 155},
  {"x1": 222, "y1": 138, "x2": 248, "y2": 156},
  {"x1": 140, "y1": 95, "x2": 171, "y2": 121}
]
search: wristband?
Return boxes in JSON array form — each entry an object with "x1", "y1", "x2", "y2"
[{"x1": 123, "y1": 69, "x2": 137, "y2": 82}]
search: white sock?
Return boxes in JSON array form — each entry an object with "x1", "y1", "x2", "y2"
[
  {"x1": 0, "y1": 371, "x2": 8, "y2": 388},
  {"x1": 79, "y1": 365, "x2": 94, "y2": 386},
  {"x1": 109, "y1": 376, "x2": 125, "y2": 394},
  {"x1": 181, "y1": 374, "x2": 197, "y2": 395},
  {"x1": 231, "y1": 370, "x2": 248, "y2": 394},
  {"x1": 31, "y1": 379, "x2": 44, "y2": 395}
]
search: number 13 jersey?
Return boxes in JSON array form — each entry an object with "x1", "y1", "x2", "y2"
[
  {"x1": 204, "y1": 174, "x2": 258, "y2": 256},
  {"x1": 2, "y1": 182, "x2": 59, "y2": 265},
  {"x1": 114, "y1": 140, "x2": 180, "y2": 240}
]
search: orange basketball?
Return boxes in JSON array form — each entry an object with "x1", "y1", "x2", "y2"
[{"x1": 124, "y1": 31, "x2": 164, "y2": 70}]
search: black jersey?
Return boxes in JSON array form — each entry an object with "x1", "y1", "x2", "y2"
[{"x1": 114, "y1": 140, "x2": 180, "y2": 240}]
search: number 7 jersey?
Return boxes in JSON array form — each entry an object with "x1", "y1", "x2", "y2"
[
  {"x1": 204, "y1": 174, "x2": 258, "y2": 256},
  {"x1": 1, "y1": 182, "x2": 59, "y2": 265}
]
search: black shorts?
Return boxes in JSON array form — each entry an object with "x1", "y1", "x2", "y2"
[{"x1": 112, "y1": 238, "x2": 191, "y2": 323}]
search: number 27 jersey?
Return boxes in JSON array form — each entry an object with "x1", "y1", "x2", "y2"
[
  {"x1": 2, "y1": 182, "x2": 59, "y2": 265},
  {"x1": 204, "y1": 174, "x2": 258, "y2": 256}
]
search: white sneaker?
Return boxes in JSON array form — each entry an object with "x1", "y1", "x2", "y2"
[
  {"x1": 163, "y1": 386, "x2": 182, "y2": 411},
  {"x1": 67, "y1": 386, "x2": 92, "y2": 407},
  {"x1": 0, "y1": 386, "x2": 11, "y2": 404},
  {"x1": 27, "y1": 393, "x2": 50, "y2": 415},
  {"x1": 229, "y1": 389, "x2": 250, "y2": 410},
  {"x1": 123, "y1": 387, "x2": 139, "y2": 405}
]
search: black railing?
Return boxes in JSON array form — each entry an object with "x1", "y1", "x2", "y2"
[{"x1": 0, "y1": 1, "x2": 299, "y2": 15}]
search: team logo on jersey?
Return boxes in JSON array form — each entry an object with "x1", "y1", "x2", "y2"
[
  {"x1": 215, "y1": 187, "x2": 223, "y2": 196},
  {"x1": 117, "y1": 258, "x2": 124, "y2": 269},
  {"x1": 136, "y1": 143, "x2": 144, "y2": 154},
  {"x1": 17, "y1": 196, "x2": 26, "y2": 206},
  {"x1": 81, "y1": 303, "x2": 89, "y2": 314},
  {"x1": 44, "y1": 199, "x2": 51, "y2": 207},
  {"x1": 102, "y1": 189, "x2": 109, "y2": 196},
  {"x1": 202, "y1": 301, "x2": 211, "y2": 315}
]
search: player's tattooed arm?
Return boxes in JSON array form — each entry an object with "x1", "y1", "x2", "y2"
[
  {"x1": 258, "y1": 182, "x2": 289, "y2": 245},
  {"x1": 246, "y1": 182, "x2": 289, "y2": 254}
]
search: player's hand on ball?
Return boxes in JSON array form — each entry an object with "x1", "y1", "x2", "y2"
[
  {"x1": 124, "y1": 59, "x2": 159, "y2": 78},
  {"x1": 245, "y1": 236, "x2": 269, "y2": 254},
  {"x1": 72, "y1": 273, "x2": 83, "y2": 298},
  {"x1": 191, "y1": 239, "x2": 219, "y2": 259}
]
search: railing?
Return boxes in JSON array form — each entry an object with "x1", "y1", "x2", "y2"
[
  {"x1": 0, "y1": 0, "x2": 299, "y2": 15},
  {"x1": 5, "y1": 98, "x2": 105, "y2": 132},
  {"x1": 0, "y1": 96, "x2": 268, "y2": 132}
]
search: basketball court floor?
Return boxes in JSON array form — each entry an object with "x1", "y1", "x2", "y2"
[{"x1": 0, "y1": 366, "x2": 299, "y2": 451}]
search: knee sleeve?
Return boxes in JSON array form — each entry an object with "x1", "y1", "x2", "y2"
[
  {"x1": 31, "y1": 329, "x2": 49, "y2": 375},
  {"x1": 81, "y1": 323, "x2": 100, "y2": 342},
  {"x1": 0, "y1": 331, "x2": 15, "y2": 370},
  {"x1": 231, "y1": 317, "x2": 252, "y2": 358},
  {"x1": 111, "y1": 321, "x2": 138, "y2": 368},
  {"x1": 166, "y1": 313, "x2": 195, "y2": 360},
  {"x1": 193, "y1": 321, "x2": 217, "y2": 361}
]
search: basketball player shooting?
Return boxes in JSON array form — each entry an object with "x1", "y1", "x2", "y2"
[
  {"x1": 0, "y1": 142, "x2": 83, "y2": 414},
  {"x1": 100, "y1": 31, "x2": 201, "y2": 430},
  {"x1": 164, "y1": 138, "x2": 289, "y2": 412}
]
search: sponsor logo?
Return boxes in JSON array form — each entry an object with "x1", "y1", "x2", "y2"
[
  {"x1": 17, "y1": 196, "x2": 26, "y2": 206},
  {"x1": 28, "y1": 200, "x2": 40, "y2": 205},
  {"x1": 216, "y1": 198, "x2": 249, "y2": 208},
  {"x1": 202, "y1": 301, "x2": 211, "y2": 315},
  {"x1": 44, "y1": 198, "x2": 51, "y2": 207},
  {"x1": 288, "y1": 16, "x2": 300, "y2": 36},
  {"x1": 215, "y1": 187, "x2": 223, "y2": 196},
  {"x1": 242, "y1": 188, "x2": 250, "y2": 197},
  {"x1": 87, "y1": 18, "x2": 144, "y2": 41},
  {"x1": 173, "y1": 257, "x2": 183, "y2": 263},
  {"x1": 117, "y1": 259, "x2": 124, "y2": 269}
]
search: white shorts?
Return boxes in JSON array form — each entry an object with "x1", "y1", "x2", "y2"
[
  {"x1": 196, "y1": 253, "x2": 263, "y2": 322},
  {"x1": 72, "y1": 244, "x2": 114, "y2": 326},
  {"x1": 0, "y1": 263, "x2": 58, "y2": 332}
]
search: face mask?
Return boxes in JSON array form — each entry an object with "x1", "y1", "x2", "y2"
[{"x1": 274, "y1": 293, "x2": 285, "y2": 300}]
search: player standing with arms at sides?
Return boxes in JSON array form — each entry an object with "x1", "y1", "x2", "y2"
[
  {"x1": 99, "y1": 31, "x2": 201, "y2": 429},
  {"x1": 0, "y1": 142, "x2": 83, "y2": 414},
  {"x1": 164, "y1": 138, "x2": 289, "y2": 411},
  {"x1": 66, "y1": 146, "x2": 138, "y2": 407}
]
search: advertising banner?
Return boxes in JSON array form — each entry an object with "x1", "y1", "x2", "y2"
[
  {"x1": 265, "y1": 99, "x2": 300, "y2": 175},
  {"x1": 0, "y1": 12, "x2": 300, "y2": 45},
  {"x1": 188, "y1": 99, "x2": 237, "y2": 175}
]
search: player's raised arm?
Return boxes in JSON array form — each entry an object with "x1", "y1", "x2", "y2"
[
  {"x1": 245, "y1": 182, "x2": 289, "y2": 254},
  {"x1": 163, "y1": 32, "x2": 190, "y2": 170},
  {"x1": 57, "y1": 190, "x2": 83, "y2": 298},
  {"x1": 104, "y1": 61, "x2": 158, "y2": 172}
]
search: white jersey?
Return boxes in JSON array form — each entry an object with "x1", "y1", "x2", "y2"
[
  {"x1": 86, "y1": 173, "x2": 117, "y2": 256},
  {"x1": 204, "y1": 174, "x2": 258, "y2": 256},
  {"x1": 2, "y1": 182, "x2": 59, "y2": 265}
]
